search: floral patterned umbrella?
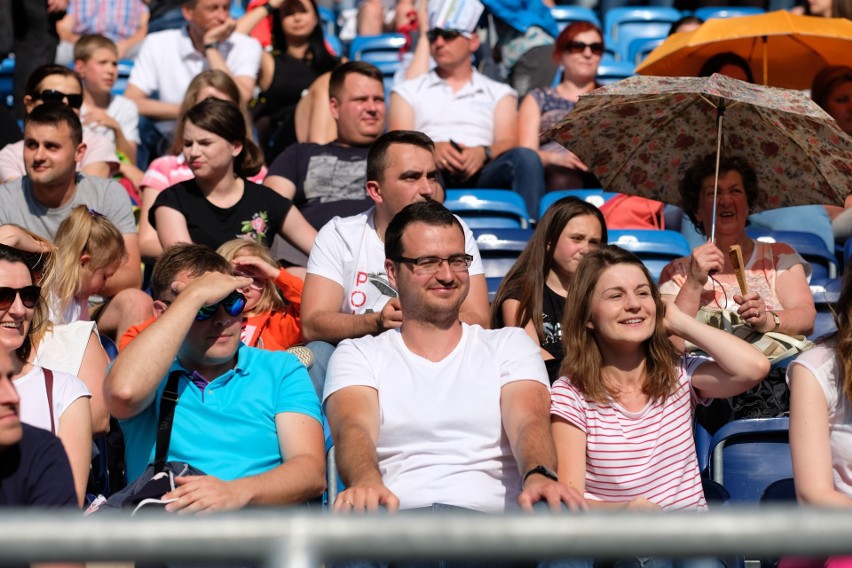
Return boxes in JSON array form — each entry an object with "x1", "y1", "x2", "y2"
[{"x1": 544, "y1": 73, "x2": 852, "y2": 240}]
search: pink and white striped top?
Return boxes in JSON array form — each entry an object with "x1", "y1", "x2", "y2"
[{"x1": 551, "y1": 355, "x2": 710, "y2": 511}]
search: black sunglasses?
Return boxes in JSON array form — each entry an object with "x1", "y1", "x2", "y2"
[
  {"x1": 35, "y1": 90, "x2": 84, "y2": 109},
  {"x1": 195, "y1": 291, "x2": 247, "y2": 321},
  {"x1": 0, "y1": 286, "x2": 41, "y2": 310},
  {"x1": 427, "y1": 28, "x2": 463, "y2": 43},
  {"x1": 566, "y1": 41, "x2": 604, "y2": 56}
]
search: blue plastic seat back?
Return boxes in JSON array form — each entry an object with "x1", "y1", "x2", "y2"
[
  {"x1": 538, "y1": 189, "x2": 617, "y2": 217},
  {"x1": 708, "y1": 417, "x2": 792, "y2": 503},
  {"x1": 473, "y1": 228, "x2": 533, "y2": 279},
  {"x1": 596, "y1": 59, "x2": 636, "y2": 84},
  {"x1": 603, "y1": 7, "x2": 681, "y2": 61},
  {"x1": 1, "y1": 58, "x2": 14, "y2": 108},
  {"x1": 702, "y1": 477, "x2": 731, "y2": 505},
  {"x1": 760, "y1": 477, "x2": 797, "y2": 503},
  {"x1": 111, "y1": 60, "x2": 134, "y2": 96},
  {"x1": 550, "y1": 5, "x2": 601, "y2": 30},
  {"x1": 318, "y1": 6, "x2": 337, "y2": 38},
  {"x1": 349, "y1": 33, "x2": 407, "y2": 61},
  {"x1": 608, "y1": 229, "x2": 691, "y2": 281},
  {"x1": 751, "y1": 230, "x2": 838, "y2": 279},
  {"x1": 693, "y1": 6, "x2": 765, "y2": 20},
  {"x1": 444, "y1": 189, "x2": 530, "y2": 229},
  {"x1": 628, "y1": 37, "x2": 664, "y2": 66}
]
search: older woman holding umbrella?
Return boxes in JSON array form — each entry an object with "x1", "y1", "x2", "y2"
[{"x1": 659, "y1": 155, "x2": 815, "y2": 336}]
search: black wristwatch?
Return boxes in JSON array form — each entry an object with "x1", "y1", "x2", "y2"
[
  {"x1": 523, "y1": 465, "x2": 558, "y2": 485},
  {"x1": 203, "y1": 42, "x2": 218, "y2": 51},
  {"x1": 483, "y1": 145, "x2": 493, "y2": 163}
]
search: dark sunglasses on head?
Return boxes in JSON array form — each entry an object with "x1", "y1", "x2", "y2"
[
  {"x1": 0, "y1": 286, "x2": 41, "y2": 310},
  {"x1": 195, "y1": 291, "x2": 247, "y2": 321},
  {"x1": 566, "y1": 40, "x2": 604, "y2": 56},
  {"x1": 427, "y1": 28, "x2": 463, "y2": 43},
  {"x1": 35, "y1": 90, "x2": 84, "y2": 109}
]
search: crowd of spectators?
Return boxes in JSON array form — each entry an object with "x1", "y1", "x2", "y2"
[{"x1": 0, "y1": 1, "x2": 851, "y2": 567}]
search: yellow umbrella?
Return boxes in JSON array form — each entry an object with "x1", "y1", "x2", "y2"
[{"x1": 635, "y1": 11, "x2": 852, "y2": 90}]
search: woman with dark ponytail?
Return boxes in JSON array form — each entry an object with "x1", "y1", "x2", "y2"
[{"x1": 151, "y1": 97, "x2": 316, "y2": 254}]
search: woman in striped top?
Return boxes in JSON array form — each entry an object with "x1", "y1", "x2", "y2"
[{"x1": 550, "y1": 246, "x2": 769, "y2": 517}]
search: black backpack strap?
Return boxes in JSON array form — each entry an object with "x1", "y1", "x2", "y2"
[
  {"x1": 153, "y1": 370, "x2": 183, "y2": 474},
  {"x1": 43, "y1": 368, "x2": 55, "y2": 435}
]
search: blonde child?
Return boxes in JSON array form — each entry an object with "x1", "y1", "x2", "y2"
[
  {"x1": 46, "y1": 205, "x2": 127, "y2": 324},
  {"x1": 216, "y1": 238, "x2": 304, "y2": 352}
]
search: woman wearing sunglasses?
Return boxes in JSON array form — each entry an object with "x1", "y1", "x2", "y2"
[
  {"x1": 150, "y1": 97, "x2": 316, "y2": 255},
  {"x1": 0, "y1": 64, "x2": 117, "y2": 183},
  {"x1": 518, "y1": 21, "x2": 603, "y2": 191},
  {"x1": 0, "y1": 244, "x2": 93, "y2": 507}
]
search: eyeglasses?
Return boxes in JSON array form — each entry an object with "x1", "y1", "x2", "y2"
[
  {"x1": 394, "y1": 254, "x2": 473, "y2": 275},
  {"x1": 427, "y1": 28, "x2": 463, "y2": 43},
  {"x1": 566, "y1": 41, "x2": 604, "y2": 56},
  {"x1": 35, "y1": 90, "x2": 84, "y2": 109},
  {"x1": 0, "y1": 286, "x2": 41, "y2": 310},
  {"x1": 195, "y1": 291, "x2": 247, "y2": 321}
]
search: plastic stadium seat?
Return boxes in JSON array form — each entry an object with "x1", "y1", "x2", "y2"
[
  {"x1": 444, "y1": 189, "x2": 530, "y2": 229},
  {"x1": 472, "y1": 228, "x2": 533, "y2": 281},
  {"x1": 349, "y1": 34, "x2": 407, "y2": 78},
  {"x1": 111, "y1": 60, "x2": 134, "y2": 96},
  {"x1": 809, "y1": 277, "x2": 840, "y2": 341},
  {"x1": 538, "y1": 189, "x2": 618, "y2": 217},
  {"x1": 708, "y1": 417, "x2": 792, "y2": 503},
  {"x1": 702, "y1": 478, "x2": 731, "y2": 504},
  {"x1": 628, "y1": 37, "x2": 664, "y2": 66},
  {"x1": 608, "y1": 229, "x2": 690, "y2": 281},
  {"x1": 595, "y1": 59, "x2": 635, "y2": 84},
  {"x1": 760, "y1": 478, "x2": 796, "y2": 503},
  {"x1": 603, "y1": 7, "x2": 681, "y2": 62},
  {"x1": 695, "y1": 419, "x2": 712, "y2": 474},
  {"x1": 318, "y1": 6, "x2": 337, "y2": 38},
  {"x1": 229, "y1": 0, "x2": 245, "y2": 18},
  {"x1": 0, "y1": 57, "x2": 14, "y2": 108},
  {"x1": 100, "y1": 334, "x2": 119, "y2": 361},
  {"x1": 749, "y1": 230, "x2": 838, "y2": 279},
  {"x1": 693, "y1": 6, "x2": 765, "y2": 20},
  {"x1": 550, "y1": 5, "x2": 601, "y2": 30}
]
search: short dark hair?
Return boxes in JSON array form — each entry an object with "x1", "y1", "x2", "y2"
[
  {"x1": 367, "y1": 130, "x2": 435, "y2": 184},
  {"x1": 385, "y1": 200, "x2": 463, "y2": 262},
  {"x1": 329, "y1": 61, "x2": 384, "y2": 101},
  {"x1": 24, "y1": 104, "x2": 84, "y2": 146},
  {"x1": 680, "y1": 154, "x2": 759, "y2": 236},
  {"x1": 151, "y1": 243, "x2": 232, "y2": 301},
  {"x1": 24, "y1": 64, "x2": 83, "y2": 100},
  {"x1": 699, "y1": 52, "x2": 754, "y2": 84}
]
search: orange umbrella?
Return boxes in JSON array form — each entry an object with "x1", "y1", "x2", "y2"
[{"x1": 635, "y1": 11, "x2": 852, "y2": 90}]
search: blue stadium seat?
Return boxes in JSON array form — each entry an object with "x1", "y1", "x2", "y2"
[
  {"x1": 229, "y1": 0, "x2": 245, "y2": 18},
  {"x1": 708, "y1": 417, "x2": 792, "y2": 503},
  {"x1": 0, "y1": 57, "x2": 14, "y2": 108},
  {"x1": 349, "y1": 34, "x2": 407, "y2": 79},
  {"x1": 112, "y1": 60, "x2": 134, "y2": 96},
  {"x1": 100, "y1": 334, "x2": 119, "y2": 361},
  {"x1": 550, "y1": 5, "x2": 601, "y2": 30},
  {"x1": 472, "y1": 228, "x2": 533, "y2": 284},
  {"x1": 760, "y1": 478, "x2": 796, "y2": 503},
  {"x1": 627, "y1": 37, "x2": 664, "y2": 66},
  {"x1": 603, "y1": 7, "x2": 681, "y2": 62},
  {"x1": 695, "y1": 419, "x2": 712, "y2": 474},
  {"x1": 595, "y1": 59, "x2": 635, "y2": 84},
  {"x1": 608, "y1": 229, "x2": 690, "y2": 281},
  {"x1": 538, "y1": 189, "x2": 617, "y2": 217},
  {"x1": 693, "y1": 6, "x2": 765, "y2": 20},
  {"x1": 318, "y1": 6, "x2": 337, "y2": 38},
  {"x1": 749, "y1": 229, "x2": 838, "y2": 279},
  {"x1": 809, "y1": 277, "x2": 840, "y2": 342},
  {"x1": 702, "y1": 478, "x2": 731, "y2": 504},
  {"x1": 444, "y1": 189, "x2": 530, "y2": 229}
]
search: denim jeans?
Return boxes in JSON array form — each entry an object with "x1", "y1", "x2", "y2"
[{"x1": 306, "y1": 340, "x2": 336, "y2": 401}]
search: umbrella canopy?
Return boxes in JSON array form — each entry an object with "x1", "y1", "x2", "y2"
[
  {"x1": 544, "y1": 74, "x2": 852, "y2": 226},
  {"x1": 634, "y1": 11, "x2": 852, "y2": 90}
]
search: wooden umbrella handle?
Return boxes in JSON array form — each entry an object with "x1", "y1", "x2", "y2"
[{"x1": 728, "y1": 244, "x2": 748, "y2": 296}]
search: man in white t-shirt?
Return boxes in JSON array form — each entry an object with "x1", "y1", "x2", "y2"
[
  {"x1": 324, "y1": 200, "x2": 586, "y2": 515},
  {"x1": 301, "y1": 130, "x2": 490, "y2": 395}
]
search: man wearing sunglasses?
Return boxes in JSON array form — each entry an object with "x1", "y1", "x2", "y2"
[
  {"x1": 0, "y1": 64, "x2": 118, "y2": 183},
  {"x1": 105, "y1": 243, "x2": 325, "y2": 511},
  {"x1": 0, "y1": 103, "x2": 150, "y2": 340},
  {"x1": 388, "y1": 8, "x2": 546, "y2": 220},
  {"x1": 324, "y1": 200, "x2": 586, "y2": 518}
]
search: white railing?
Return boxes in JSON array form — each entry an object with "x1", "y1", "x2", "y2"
[{"x1": 0, "y1": 508, "x2": 849, "y2": 568}]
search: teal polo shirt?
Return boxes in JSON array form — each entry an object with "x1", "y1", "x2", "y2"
[{"x1": 120, "y1": 343, "x2": 321, "y2": 483}]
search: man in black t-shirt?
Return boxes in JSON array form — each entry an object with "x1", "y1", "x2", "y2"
[
  {"x1": 0, "y1": 348, "x2": 77, "y2": 508},
  {"x1": 264, "y1": 61, "x2": 386, "y2": 232}
]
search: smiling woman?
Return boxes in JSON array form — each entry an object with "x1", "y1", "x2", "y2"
[{"x1": 0, "y1": 246, "x2": 92, "y2": 507}]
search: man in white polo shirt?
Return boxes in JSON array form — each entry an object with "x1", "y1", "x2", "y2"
[{"x1": 124, "y1": 0, "x2": 262, "y2": 150}]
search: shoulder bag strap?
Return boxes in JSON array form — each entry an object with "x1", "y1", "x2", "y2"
[
  {"x1": 43, "y1": 368, "x2": 55, "y2": 435},
  {"x1": 153, "y1": 370, "x2": 183, "y2": 474}
]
